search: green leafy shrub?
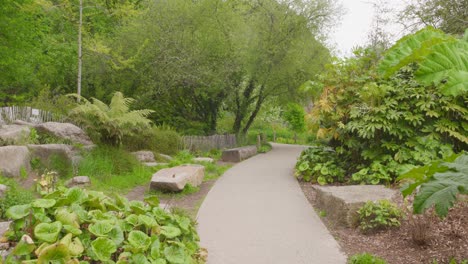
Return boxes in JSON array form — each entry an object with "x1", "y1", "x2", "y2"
[
  {"x1": 295, "y1": 146, "x2": 345, "y2": 184},
  {"x1": 123, "y1": 125, "x2": 182, "y2": 155},
  {"x1": 3, "y1": 187, "x2": 203, "y2": 263},
  {"x1": 77, "y1": 146, "x2": 153, "y2": 191},
  {"x1": 0, "y1": 177, "x2": 34, "y2": 219},
  {"x1": 357, "y1": 200, "x2": 403, "y2": 232},
  {"x1": 348, "y1": 253, "x2": 387, "y2": 264},
  {"x1": 69, "y1": 92, "x2": 154, "y2": 146},
  {"x1": 399, "y1": 152, "x2": 468, "y2": 218}
]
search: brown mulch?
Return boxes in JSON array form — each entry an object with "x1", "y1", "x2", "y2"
[{"x1": 300, "y1": 181, "x2": 468, "y2": 264}]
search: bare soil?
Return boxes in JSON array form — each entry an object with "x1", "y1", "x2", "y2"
[{"x1": 300, "y1": 181, "x2": 468, "y2": 264}]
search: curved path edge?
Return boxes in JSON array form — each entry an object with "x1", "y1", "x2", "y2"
[{"x1": 197, "y1": 143, "x2": 346, "y2": 264}]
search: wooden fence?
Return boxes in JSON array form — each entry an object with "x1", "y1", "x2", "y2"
[
  {"x1": 0, "y1": 106, "x2": 66, "y2": 125},
  {"x1": 182, "y1": 134, "x2": 237, "y2": 151}
]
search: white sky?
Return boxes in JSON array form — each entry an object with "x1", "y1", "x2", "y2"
[{"x1": 330, "y1": 0, "x2": 408, "y2": 57}]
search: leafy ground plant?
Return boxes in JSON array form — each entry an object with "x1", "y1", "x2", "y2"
[
  {"x1": 357, "y1": 200, "x2": 403, "y2": 232},
  {"x1": 295, "y1": 146, "x2": 345, "y2": 184},
  {"x1": 3, "y1": 187, "x2": 204, "y2": 263}
]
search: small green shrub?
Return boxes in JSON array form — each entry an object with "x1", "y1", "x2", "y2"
[
  {"x1": 295, "y1": 146, "x2": 345, "y2": 184},
  {"x1": 0, "y1": 177, "x2": 34, "y2": 219},
  {"x1": 123, "y1": 125, "x2": 182, "y2": 155},
  {"x1": 348, "y1": 253, "x2": 387, "y2": 264},
  {"x1": 358, "y1": 200, "x2": 403, "y2": 232},
  {"x1": 258, "y1": 143, "x2": 272, "y2": 153},
  {"x1": 3, "y1": 187, "x2": 203, "y2": 263}
]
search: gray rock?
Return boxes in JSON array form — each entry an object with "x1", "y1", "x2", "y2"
[
  {"x1": 0, "y1": 124, "x2": 31, "y2": 145},
  {"x1": 158, "y1": 154, "x2": 173, "y2": 161},
  {"x1": 131, "y1": 151, "x2": 155, "y2": 162},
  {"x1": 0, "y1": 146, "x2": 30, "y2": 177},
  {"x1": 0, "y1": 221, "x2": 11, "y2": 239},
  {"x1": 193, "y1": 157, "x2": 214, "y2": 163},
  {"x1": 0, "y1": 184, "x2": 7, "y2": 198},
  {"x1": 35, "y1": 122, "x2": 93, "y2": 145},
  {"x1": 313, "y1": 185, "x2": 398, "y2": 227},
  {"x1": 66, "y1": 176, "x2": 91, "y2": 187},
  {"x1": 221, "y1": 146, "x2": 257, "y2": 162},
  {"x1": 12, "y1": 120, "x2": 35, "y2": 126},
  {"x1": 144, "y1": 162, "x2": 168, "y2": 167},
  {"x1": 28, "y1": 144, "x2": 74, "y2": 166},
  {"x1": 150, "y1": 164, "x2": 204, "y2": 192}
]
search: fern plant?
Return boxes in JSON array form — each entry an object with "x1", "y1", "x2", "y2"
[{"x1": 69, "y1": 92, "x2": 154, "y2": 145}]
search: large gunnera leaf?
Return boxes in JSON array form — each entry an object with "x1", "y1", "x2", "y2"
[
  {"x1": 163, "y1": 245, "x2": 186, "y2": 264},
  {"x1": 6, "y1": 204, "x2": 31, "y2": 220},
  {"x1": 413, "y1": 154, "x2": 468, "y2": 217},
  {"x1": 160, "y1": 226, "x2": 182, "y2": 239},
  {"x1": 128, "y1": 230, "x2": 151, "y2": 251},
  {"x1": 37, "y1": 243, "x2": 71, "y2": 263},
  {"x1": 34, "y1": 221, "x2": 62, "y2": 243},
  {"x1": 416, "y1": 41, "x2": 468, "y2": 96}
]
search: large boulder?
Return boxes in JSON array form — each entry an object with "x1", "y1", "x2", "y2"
[
  {"x1": 221, "y1": 146, "x2": 257, "y2": 162},
  {"x1": 66, "y1": 176, "x2": 91, "y2": 188},
  {"x1": 131, "y1": 151, "x2": 155, "y2": 163},
  {"x1": 35, "y1": 122, "x2": 93, "y2": 146},
  {"x1": 150, "y1": 164, "x2": 204, "y2": 192},
  {"x1": 27, "y1": 144, "x2": 74, "y2": 167},
  {"x1": 193, "y1": 157, "x2": 214, "y2": 163},
  {"x1": 0, "y1": 124, "x2": 30, "y2": 145},
  {"x1": 0, "y1": 146, "x2": 30, "y2": 177},
  {"x1": 313, "y1": 185, "x2": 398, "y2": 227}
]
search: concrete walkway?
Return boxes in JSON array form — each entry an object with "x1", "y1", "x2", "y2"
[{"x1": 197, "y1": 143, "x2": 346, "y2": 264}]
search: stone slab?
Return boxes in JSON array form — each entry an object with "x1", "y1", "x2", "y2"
[
  {"x1": 35, "y1": 122, "x2": 93, "y2": 145},
  {"x1": 132, "y1": 151, "x2": 155, "y2": 162},
  {"x1": 150, "y1": 164, "x2": 204, "y2": 192},
  {"x1": 221, "y1": 146, "x2": 257, "y2": 162},
  {"x1": 144, "y1": 162, "x2": 168, "y2": 167},
  {"x1": 193, "y1": 157, "x2": 214, "y2": 163},
  {"x1": 0, "y1": 124, "x2": 30, "y2": 145},
  {"x1": 313, "y1": 185, "x2": 398, "y2": 227},
  {"x1": 66, "y1": 176, "x2": 91, "y2": 187}
]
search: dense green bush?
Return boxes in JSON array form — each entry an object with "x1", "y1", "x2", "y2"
[
  {"x1": 357, "y1": 200, "x2": 403, "y2": 232},
  {"x1": 77, "y1": 146, "x2": 153, "y2": 192},
  {"x1": 302, "y1": 28, "x2": 466, "y2": 185},
  {"x1": 295, "y1": 146, "x2": 345, "y2": 184},
  {"x1": 123, "y1": 125, "x2": 182, "y2": 155},
  {"x1": 348, "y1": 253, "x2": 387, "y2": 264},
  {"x1": 3, "y1": 187, "x2": 203, "y2": 263}
]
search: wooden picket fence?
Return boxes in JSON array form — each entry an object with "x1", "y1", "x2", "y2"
[
  {"x1": 182, "y1": 134, "x2": 237, "y2": 151},
  {"x1": 0, "y1": 106, "x2": 66, "y2": 125}
]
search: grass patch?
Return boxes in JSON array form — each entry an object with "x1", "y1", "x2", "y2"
[
  {"x1": 148, "y1": 184, "x2": 200, "y2": 200},
  {"x1": 77, "y1": 146, "x2": 153, "y2": 193},
  {"x1": 0, "y1": 177, "x2": 34, "y2": 219}
]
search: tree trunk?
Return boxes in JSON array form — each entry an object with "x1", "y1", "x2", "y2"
[{"x1": 77, "y1": 0, "x2": 83, "y2": 101}]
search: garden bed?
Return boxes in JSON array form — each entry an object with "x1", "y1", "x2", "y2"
[{"x1": 300, "y1": 182, "x2": 468, "y2": 264}]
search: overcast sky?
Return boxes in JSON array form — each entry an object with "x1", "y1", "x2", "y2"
[{"x1": 330, "y1": 0, "x2": 408, "y2": 57}]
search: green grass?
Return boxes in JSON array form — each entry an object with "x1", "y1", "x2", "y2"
[
  {"x1": 77, "y1": 146, "x2": 153, "y2": 193},
  {"x1": 0, "y1": 176, "x2": 34, "y2": 219}
]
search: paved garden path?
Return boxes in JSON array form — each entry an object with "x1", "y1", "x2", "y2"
[{"x1": 197, "y1": 143, "x2": 346, "y2": 264}]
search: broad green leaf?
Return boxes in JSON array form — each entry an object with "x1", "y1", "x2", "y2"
[
  {"x1": 160, "y1": 226, "x2": 181, "y2": 239},
  {"x1": 108, "y1": 226, "x2": 124, "y2": 246},
  {"x1": 138, "y1": 214, "x2": 157, "y2": 228},
  {"x1": 150, "y1": 238, "x2": 161, "y2": 259},
  {"x1": 37, "y1": 243, "x2": 71, "y2": 263},
  {"x1": 34, "y1": 213, "x2": 52, "y2": 223},
  {"x1": 63, "y1": 225, "x2": 82, "y2": 236},
  {"x1": 89, "y1": 221, "x2": 113, "y2": 237},
  {"x1": 55, "y1": 209, "x2": 80, "y2": 228},
  {"x1": 125, "y1": 214, "x2": 140, "y2": 226},
  {"x1": 12, "y1": 235, "x2": 35, "y2": 256},
  {"x1": 91, "y1": 237, "x2": 116, "y2": 261},
  {"x1": 6, "y1": 204, "x2": 31, "y2": 220},
  {"x1": 130, "y1": 200, "x2": 148, "y2": 214},
  {"x1": 128, "y1": 230, "x2": 151, "y2": 251},
  {"x1": 59, "y1": 233, "x2": 83, "y2": 256},
  {"x1": 174, "y1": 216, "x2": 190, "y2": 232},
  {"x1": 298, "y1": 162, "x2": 309, "y2": 172},
  {"x1": 65, "y1": 188, "x2": 88, "y2": 205},
  {"x1": 144, "y1": 195, "x2": 160, "y2": 207},
  {"x1": 163, "y1": 245, "x2": 186, "y2": 264},
  {"x1": 414, "y1": 171, "x2": 468, "y2": 217},
  {"x1": 34, "y1": 221, "x2": 62, "y2": 243},
  {"x1": 32, "y1": 199, "x2": 56, "y2": 208},
  {"x1": 131, "y1": 253, "x2": 150, "y2": 264}
]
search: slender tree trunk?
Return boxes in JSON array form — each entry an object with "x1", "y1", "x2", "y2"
[
  {"x1": 241, "y1": 87, "x2": 265, "y2": 134},
  {"x1": 77, "y1": 0, "x2": 83, "y2": 101}
]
